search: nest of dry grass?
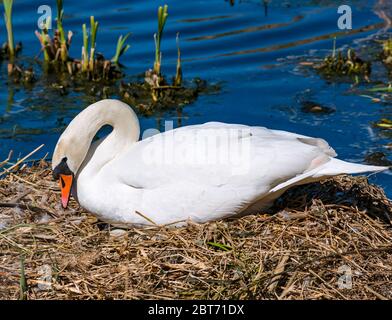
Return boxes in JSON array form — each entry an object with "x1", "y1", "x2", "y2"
[{"x1": 1, "y1": 161, "x2": 392, "y2": 300}]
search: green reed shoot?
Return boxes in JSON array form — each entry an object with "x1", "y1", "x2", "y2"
[
  {"x1": 174, "y1": 33, "x2": 182, "y2": 86},
  {"x1": 82, "y1": 23, "x2": 89, "y2": 72},
  {"x1": 332, "y1": 36, "x2": 336, "y2": 58},
  {"x1": 154, "y1": 4, "x2": 168, "y2": 75},
  {"x1": 382, "y1": 38, "x2": 392, "y2": 57},
  {"x1": 56, "y1": 0, "x2": 68, "y2": 62},
  {"x1": 37, "y1": 17, "x2": 51, "y2": 62},
  {"x1": 35, "y1": 0, "x2": 71, "y2": 63},
  {"x1": 89, "y1": 16, "x2": 98, "y2": 71},
  {"x1": 19, "y1": 256, "x2": 27, "y2": 300},
  {"x1": 3, "y1": 0, "x2": 15, "y2": 60},
  {"x1": 81, "y1": 16, "x2": 99, "y2": 73},
  {"x1": 368, "y1": 84, "x2": 392, "y2": 92},
  {"x1": 56, "y1": 0, "x2": 65, "y2": 42},
  {"x1": 112, "y1": 33, "x2": 131, "y2": 65}
]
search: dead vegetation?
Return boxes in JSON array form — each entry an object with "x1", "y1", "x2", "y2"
[
  {"x1": 315, "y1": 48, "x2": 371, "y2": 82},
  {"x1": 0, "y1": 161, "x2": 392, "y2": 300}
]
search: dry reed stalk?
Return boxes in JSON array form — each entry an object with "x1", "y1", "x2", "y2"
[{"x1": 0, "y1": 157, "x2": 392, "y2": 299}]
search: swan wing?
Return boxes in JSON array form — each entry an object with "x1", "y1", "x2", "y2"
[{"x1": 106, "y1": 122, "x2": 338, "y2": 224}]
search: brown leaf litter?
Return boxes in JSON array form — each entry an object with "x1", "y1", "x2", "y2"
[{"x1": 0, "y1": 160, "x2": 392, "y2": 300}]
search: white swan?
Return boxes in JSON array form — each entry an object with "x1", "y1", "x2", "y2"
[{"x1": 52, "y1": 99, "x2": 388, "y2": 227}]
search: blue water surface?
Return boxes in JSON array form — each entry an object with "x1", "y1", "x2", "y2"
[{"x1": 1, "y1": 0, "x2": 392, "y2": 195}]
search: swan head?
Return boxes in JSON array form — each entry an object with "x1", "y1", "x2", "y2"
[{"x1": 52, "y1": 131, "x2": 91, "y2": 208}]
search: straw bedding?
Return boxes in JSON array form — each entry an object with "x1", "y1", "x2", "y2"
[{"x1": 1, "y1": 160, "x2": 392, "y2": 300}]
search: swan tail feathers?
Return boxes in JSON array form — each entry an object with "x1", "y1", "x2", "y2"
[
  {"x1": 269, "y1": 158, "x2": 388, "y2": 194},
  {"x1": 313, "y1": 158, "x2": 389, "y2": 178}
]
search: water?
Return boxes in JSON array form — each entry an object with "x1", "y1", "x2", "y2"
[{"x1": 1, "y1": 0, "x2": 392, "y2": 195}]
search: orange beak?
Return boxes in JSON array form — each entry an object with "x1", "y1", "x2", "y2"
[{"x1": 59, "y1": 174, "x2": 73, "y2": 208}]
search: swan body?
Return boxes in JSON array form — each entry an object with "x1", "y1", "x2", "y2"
[{"x1": 52, "y1": 99, "x2": 388, "y2": 227}]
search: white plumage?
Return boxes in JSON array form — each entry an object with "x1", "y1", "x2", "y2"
[{"x1": 52, "y1": 99, "x2": 388, "y2": 227}]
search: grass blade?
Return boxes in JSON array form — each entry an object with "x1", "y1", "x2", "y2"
[
  {"x1": 112, "y1": 33, "x2": 131, "y2": 64},
  {"x1": 3, "y1": 0, "x2": 15, "y2": 59},
  {"x1": 207, "y1": 241, "x2": 232, "y2": 251},
  {"x1": 19, "y1": 255, "x2": 27, "y2": 300}
]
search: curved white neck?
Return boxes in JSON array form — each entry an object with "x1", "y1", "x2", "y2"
[{"x1": 65, "y1": 99, "x2": 140, "y2": 176}]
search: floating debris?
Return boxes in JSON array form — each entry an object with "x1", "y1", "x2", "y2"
[
  {"x1": 358, "y1": 94, "x2": 380, "y2": 103},
  {"x1": 120, "y1": 77, "x2": 220, "y2": 116},
  {"x1": 368, "y1": 84, "x2": 392, "y2": 93},
  {"x1": 374, "y1": 118, "x2": 392, "y2": 129},
  {"x1": 365, "y1": 152, "x2": 392, "y2": 167},
  {"x1": 316, "y1": 48, "x2": 371, "y2": 81},
  {"x1": 380, "y1": 38, "x2": 392, "y2": 66},
  {"x1": 7, "y1": 65, "x2": 35, "y2": 85},
  {"x1": 0, "y1": 41, "x2": 22, "y2": 61},
  {"x1": 300, "y1": 100, "x2": 335, "y2": 114},
  {"x1": 372, "y1": 118, "x2": 392, "y2": 140},
  {"x1": 358, "y1": 84, "x2": 392, "y2": 104},
  {"x1": 303, "y1": 38, "x2": 372, "y2": 82}
]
